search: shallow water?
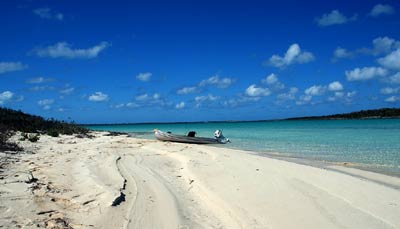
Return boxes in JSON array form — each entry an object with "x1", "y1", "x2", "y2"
[{"x1": 86, "y1": 119, "x2": 400, "y2": 176}]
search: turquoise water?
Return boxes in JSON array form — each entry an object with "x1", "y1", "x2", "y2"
[{"x1": 87, "y1": 119, "x2": 400, "y2": 176}]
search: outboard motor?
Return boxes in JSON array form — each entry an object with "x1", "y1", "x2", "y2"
[{"x1": 214, "y1": 130, "x2": 230, "y2": 143}]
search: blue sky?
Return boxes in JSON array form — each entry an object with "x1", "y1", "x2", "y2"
[{"x1": 1, "y1": 0, "x2": 400, "y2": 123}]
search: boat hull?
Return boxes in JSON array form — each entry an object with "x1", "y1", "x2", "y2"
[{"x1": 154, "y1": 130, "x2": 224, "y2": 144}]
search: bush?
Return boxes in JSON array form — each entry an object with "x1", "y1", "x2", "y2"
[
  {"x1": 47, "y1": 130, "x2": 60, "y2": 137},
  {"x1": 0, "y1": 129, "x2": 23, "y2": 152},
  {"x1": 28, "y1": 134, "x2": 40, "y2": 142}
]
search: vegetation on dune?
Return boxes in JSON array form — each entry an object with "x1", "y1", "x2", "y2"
[
  {"x1": 0, "y1": 107, "x2": 90, "y2": 152},
  {"x1": 0, "y1": 107, "x2": 88, "y2": 135}
]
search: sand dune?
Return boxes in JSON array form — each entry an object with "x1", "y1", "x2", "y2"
[{"x1": 1, "y1": 132, "x2": 400, "y2": 228}]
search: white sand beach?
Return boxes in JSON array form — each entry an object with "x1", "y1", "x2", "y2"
[{"x1": 1, "y1": 132, "x2": 400, "y2": 228}]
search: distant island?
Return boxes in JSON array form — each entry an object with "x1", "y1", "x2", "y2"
[{"x1": 285, "y1": 108, "x2": 400, "y2": 120}]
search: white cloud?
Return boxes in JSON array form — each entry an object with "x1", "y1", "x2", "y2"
[
  {"x1": 333, "y1": 47, "x2": 353, "y2": 59},
  {"x1": 378, "y1": 49, "x2": 400, "y2": 70},
  {"x1": 380, "y1": 87, "x2": 400, "y2": 94},
  {"x1": 112, "y1": 102, "x2": 140, "y2": 109},
  {"x1": 262, "y1": 73, "x2": 278, "y2": 84},
  {"x1": 194, "y1": 94, "x2": 219, "y2": 107},
  {"x1": 385, "y1": 96, "x2": 400, "y2": 102},
  {"x1": 26, "y1": 77, "x2": 52, "y2": 84},
  {"x1": 0, "y1": 62, "x2": 27, "y2": 74},
  {"x1": 387, "y1": 72, "x2": 400, "y2": 84},
  {"x1": 245, "y1": 84, "x2": 271, "y2": 97},
  {"x1": 33, "y1": 8, "x2": 64, "y2": 21},
  {"x1": 345, "y1": 66, "x2": 388, "y2": 81},
  {"x1": 113, "y1": 103, "x2": 125, "y2": 109},
  {"x1": 175, "y1": 102, "x2": 185, "y2": 109},
  {"x1": 136, "y1": 72, "x2": 152, "y2": 82},
  {"x1": 177, "y1": 86, "x2": 198, "y2": 94},
  {"x1": 334, "y1": 37, "x2": 400, "y2": 60},
  {"x1": 88, "y1": 92, "x2": 109, "y2": 102},
  {"x1": 316, "y1": 10, "x2": 357, "y2": 26},
  {"x1": 135, "y1": 93, "x2": 149, "y2": 101},
  {"x1": 135, "y1": 93, "x2": 162, "y2": 102},
  {"x1": 369, "y1": 4, "x2": 395, "y2": 17},
  {"x1": 328, "y1": 81, "x2": 343, "y2": 91},
  {"x1": 305, "y1": 85, "x2": 326, "y2": 96},
  {"x1": 261, "y1": 73, "x2": 285, "y2": 90},
  {"x1": 34, "y1": 42, "x2": 110, "y2": 59},
  {"x1": 327, "y1": 90, "x2": 356, "y2": 102},
  {"x1": 223, "y1": 96, "x2": 261, "y2": 108},
  {"x1": 296, "y1": 95, "x2": 313, "y2": 105},
  {"x1": 195, "y1": 94, "x2": 219, "y2": 102},
  {"x1": 38, "y1": 99, "x2": 54, "y2": 106},
  {"x1": 126, "y1": 102, "x2": 139, "y2": 108},
  {"x1": 277, "y1": 87, "x2": 298, "y2": 101},
  {"x1": 0, "y1": 91, "x2": 14, "y2": 105},
  {"x1": 30, "y1": 86, "x2": 55, "y2": 92},
  {"x1": 199, "y1": 75, "x2": 235, "y2": 88},
  {"x1": 371, "y1": 37, "x2": 400, "y2": 55},
  {"x1": 38, "y1": 99, "x2": 54, "y2": 110},
  {"x1": 59, "y1": 87, "x2": 75, "y2": 95},
  {"x1": 267, "y1": 44, "x2": 315, "y2": 68}
]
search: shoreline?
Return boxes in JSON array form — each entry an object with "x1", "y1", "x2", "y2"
[{"x1": 1, "y1": 131, "x2": 400, "y2": 228}]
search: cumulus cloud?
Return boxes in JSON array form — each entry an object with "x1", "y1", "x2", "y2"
[
  {"x1": 345, "y1": 67, "x2": 388, "y2": 81},
  {"x1": 0, "y1": 91, "x2": 14, "y2": 105},
  {"x1": 136, "y1": 72, "x2": 152, "y2": 82},
  {"x1": 33, "y1": 42, "x2": 110, "y2": 59},
  {"x1": 387, "y1": 72, "x2": 400, "y2": 84},
  {"x1": 333, "y1": 47, "x2": 354, "y2": 60},
  {"x1": 335, "y1": 37, "x2": 400, "y2": 61},
  {"x1": 305, "y1": 85, "x2": 326, "y2": 96},
  {"x1": 261, "y1": 73, "x2": 285, "y2": 90},
  {"x1": 29, "y1": 86, "x2": 55, "y2": 92},
  {"x1": 369, "y1": 4, "x2": 395, "y2": 17},
  {"x1": 316, "y1": 10, "x2": 357, "y2": 26},
  {"x1": 380, "y1": 87, "x2": 400, "y2": 94},
  {"x1": 262, "y1": 73, "x2": 278, "y2": 84},
  {"x1": 88, "y1": 92, "x2": 109, "y2": 102},
  {"x1": 194, "y1": 94, "x2": 219, "y2": 108},
  {"x1": 175, "y1": 102, "x2": 185, "y2": 109},
  {"x1": 245, "y1": 84, "x2": 271, "y2": 97},
  {"x1": 33, "y1": 8, "x2": 64, "y2": 21},
  {"x1": 296, "y1": 95, "x2": 313, "y2": 105},
  {"x1": 328, "y1": 81, "x2": 343, "y2": 91},
  {"x1": 26, "y1": 77, "x2": 53, "y2": 84},
  {"x1": 199, "y1": 75, "x2": 235, "y2": 88},
  {"x1": 38, "y1": 99, "x2": 54, "y2": 110},
  {"x1": 0, "y1": 62, "x2": 27, "y2": 74},
  {"x1": 266, "y1": 44, "x2": 315, "y2": 68},
  {"x1": 378, "y1": 49, "x2": 400, "y2": 70},
  {"x1": 177, "y1": 86, "x2": 198, "y2": 95},
  {"x1": 328, "y1": 91, "x2": 356, "y2": 102},
  {"x1": 59, "y1": 87, "x2": 75, "y2": 95},
  {"x1": 111, "y1": 102, "x2": 140, "y2": 109},
  {"x1": 371, "y1": 37, "x2": 400, "y2": 55},
  {"x1": 176, "y1": 74, "x2": 235, "y2": 95},
  {"x1": 195, "y1": 94, "x2": 219, "y2": 102},
  {"x1": 277, "y1": 87, "x2": 299, "y2": 101},
  {"x1": 385, "y1": 96, "x2": 400, "y2": 102}
]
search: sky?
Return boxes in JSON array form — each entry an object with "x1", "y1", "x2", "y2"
[{"x1": 1, "y1": 0, "x2": 400, "y2": 124}]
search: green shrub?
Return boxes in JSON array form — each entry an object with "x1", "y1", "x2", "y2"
[
  {"x1": 47, "y1": 130, "x2": 60, "y2": 137},
  {"x1": 28, "y1": 134, "x2": 40, "y2": 142}
]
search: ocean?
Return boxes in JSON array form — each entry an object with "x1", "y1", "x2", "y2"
[{"x1": 86, "y1": 119, "x2": 400, "y2": 176}]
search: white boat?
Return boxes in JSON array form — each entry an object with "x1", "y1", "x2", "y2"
[{"x1": 154, "y1": 129, "x2": 230, "y2": 144}]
